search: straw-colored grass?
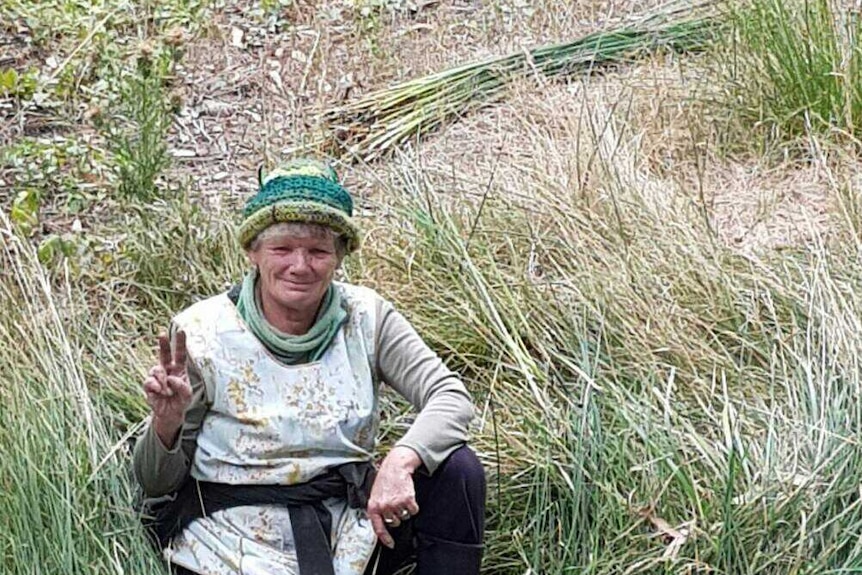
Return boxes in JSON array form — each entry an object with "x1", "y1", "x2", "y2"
[
  {"x1": 352, "y1": 117, "x2": 862, "y2": 572},
  {"x1": 4, "y1": 140, "x2": 862, "y2": 575},
  {"x1": 6, "y1": 95, "x2": 857, "y2": 572}
]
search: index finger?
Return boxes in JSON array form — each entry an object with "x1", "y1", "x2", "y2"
[
  {"x1": 172, "y1": 330, "x2": 187, "y2": 370},
  {"x1": 157, "y1": 334, "x2": 171, "y2": 369}
]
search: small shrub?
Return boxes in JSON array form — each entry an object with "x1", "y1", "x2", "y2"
[{"x1": 106, "y1": 42, "x2": 175, "y2": 202}]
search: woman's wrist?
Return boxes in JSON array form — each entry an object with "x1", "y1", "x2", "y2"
[
  {"x1": 385, "y1": 446, "x2": 423, "y2": 474},
  {"x1": 152, "y1": 417, "x2": 182, "y2": 450}
]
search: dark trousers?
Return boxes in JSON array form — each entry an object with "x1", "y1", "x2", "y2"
[
  {"x1": 364, "y1": 445, "x2": 486, "y2": 575},
  {"x1": 173, "y1": 446, "x2": 486, "y2": 575}
]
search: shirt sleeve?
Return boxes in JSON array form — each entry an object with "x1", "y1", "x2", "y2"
[
  {"x1": 374, "y1": 298, "x2": 475, "y2": 474},
  {"x1": 132, "y1": 353, "x2": 209, "y2": 498}
]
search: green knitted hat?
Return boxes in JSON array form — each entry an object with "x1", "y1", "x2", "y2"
[{"x1": 239, "y1": 158, "x2": 360, "y2": 252}]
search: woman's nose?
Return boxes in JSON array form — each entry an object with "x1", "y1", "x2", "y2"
[{"x1": 287, "y1": 250, "x2": 311, "y2": 270}]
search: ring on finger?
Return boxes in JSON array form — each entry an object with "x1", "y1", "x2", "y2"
[
  {"x1": 383, "y1": 517, "x2": 395, "y2": 525},
  {"x1": 399, "y1": 509, "x2": 411, "y2": 519}
]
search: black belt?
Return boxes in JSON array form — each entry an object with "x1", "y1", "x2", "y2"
[{"x1": 142, "y1": 461, "x2": 376, "y2": 575}]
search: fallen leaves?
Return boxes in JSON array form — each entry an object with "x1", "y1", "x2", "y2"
[{"x1": 637, "y1": 505, "x2": 694, "y2": 560}]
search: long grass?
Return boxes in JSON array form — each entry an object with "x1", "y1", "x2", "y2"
[
  {"x1": 716, "y1": 0, "x2": 862, "y2": 149},
  {"x1": 350, "y1": 104, "x2": 862, "y2": 572},
  {"x1": 5, "y1": 0, "x2": 862, "y2": 574},
  {"x1": 4, "y1": 115, "x2": 862, "y2": 574},
  {"x1": 0, "y1": 212, "x2": 165, "y2": 574}
]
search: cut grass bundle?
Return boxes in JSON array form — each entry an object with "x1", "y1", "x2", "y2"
[{"x1": 323, "y1": 1, "x2": 721, "y2": 160}]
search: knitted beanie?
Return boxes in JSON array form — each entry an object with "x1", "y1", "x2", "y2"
[{"x1": 239, "y1": 158, "x2": 360, "y2": 252}]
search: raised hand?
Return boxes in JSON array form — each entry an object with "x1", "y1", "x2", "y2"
[{"x1": 143, "y1": 330, "x2": 192, "y2": 449}]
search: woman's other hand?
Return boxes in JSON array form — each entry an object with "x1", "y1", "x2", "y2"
[
  {"x1": 143, "y1": 330, "x2": 192, "y2": 449},
  {"x1": 367, "y1": 446, "x2": 422, "y2": 548}
]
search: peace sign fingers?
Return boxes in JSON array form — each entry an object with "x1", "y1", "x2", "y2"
[{"x1": 157, "y1": 330, "x2": 188, "y2": 376}]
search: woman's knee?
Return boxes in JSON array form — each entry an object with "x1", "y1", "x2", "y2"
[{"x1": 435, "y1": 445, "x2": 485, "y2": 489}]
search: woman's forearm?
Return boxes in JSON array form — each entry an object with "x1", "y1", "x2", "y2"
[{"x1": 376, "y1": 301, "x2": 475, "y2": 474}]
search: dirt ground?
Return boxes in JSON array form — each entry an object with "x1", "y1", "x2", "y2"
[{"x1": 0, "y1": 0, "x2": 844, "y2": 252}]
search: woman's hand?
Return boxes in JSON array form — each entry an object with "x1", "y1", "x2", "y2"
[
  {"x1": 367, "y1": 446, "x2": 422, "y2": 548},
  {"x1": 143, "y1": 331, "x2": 192, "y2": 449}
]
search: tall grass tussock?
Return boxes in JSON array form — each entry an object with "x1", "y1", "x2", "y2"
[
  {"x1": 355, "y1": 109, "x2": 862, "y2": 572},
  {"x1": 5, "y1": 113, "x2": 862, "y2": 574},
  {"x1": 717, "y1": 0, "x2": 862, "y2": 150},
  {"x1": 0, "y1": 213, "x2": 163, "y2": 573}
]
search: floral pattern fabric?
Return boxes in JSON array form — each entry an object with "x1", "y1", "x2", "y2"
[{"x1": 167, "y1": 284, "x2": 381, "y2": 575}]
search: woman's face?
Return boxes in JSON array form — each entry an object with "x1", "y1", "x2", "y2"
[{"x1": 248, "y1": 228, "x2": 340, "y2": 316}]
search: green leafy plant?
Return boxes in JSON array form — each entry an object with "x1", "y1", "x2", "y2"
[
  {"x1": 106, "y1": 43, "x2": 174, "y2": 202},
  {"x1": 9, "y1": 188, "x2": 40, "y2": 234},
  {"x1": 0, "y1": 67, "x2": 38, "y2": 98}
]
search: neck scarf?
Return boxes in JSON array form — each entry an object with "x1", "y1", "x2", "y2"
[{"x1": 235, "y1": 269, "x2": 346, "y2": 365}]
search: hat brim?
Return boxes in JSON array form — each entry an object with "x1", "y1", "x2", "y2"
[{"x1": 239, "y1": 200, "x2": 361, "y2": 252}]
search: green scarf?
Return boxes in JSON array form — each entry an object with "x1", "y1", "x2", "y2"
[{"x1": 235, "y1": 270, "x2": 347, "y2": 365}]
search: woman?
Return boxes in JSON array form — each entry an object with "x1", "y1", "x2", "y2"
[{"x1": 133, "y1": 159, "x2": 486, "y2": 575}]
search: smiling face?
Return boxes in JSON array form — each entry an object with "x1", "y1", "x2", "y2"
[{"x1": 247, "y1": 223, "x2": 343, "y2": 325}]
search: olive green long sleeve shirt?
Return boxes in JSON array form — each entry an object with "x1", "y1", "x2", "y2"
[{"x1": 133, "y1": 295, "x2": 475, "y2": 497}]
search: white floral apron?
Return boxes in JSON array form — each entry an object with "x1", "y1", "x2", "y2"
[{"x1": 167, "y1": 283, "x2": 381, "y2": 575}]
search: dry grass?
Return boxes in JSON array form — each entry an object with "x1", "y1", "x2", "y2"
[
  {"x1": 146, "y1": 0, "x2": 714, "y2": 205},
  {"x1": 341, "y1": 70, "x2": 836, "y2": 255}
]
